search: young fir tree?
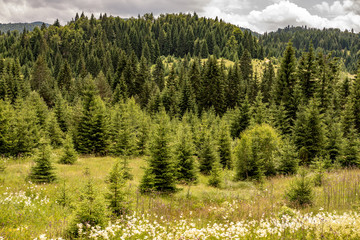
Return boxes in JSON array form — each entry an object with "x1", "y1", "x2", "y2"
[
  {"x1": 45, "y1": 112, "x2": 64, "y2": 148},
  {"x1": 139, "y1": 109, "x2": 177, "y2": 194},
  {"x1": 68, "y1": 179, "x2": 106, "y2": 237},
  {"x1": 28, "y1": 141, "x2": 56, "y2": 183},
  {"x1": 105, "y1": 160, "x2": 129, "y2": 216},
  {"x1": 293, "y1": 99, "x2": 325, "y2": 165},
  {"x1": 250, "y1": 91, "x2": 268, "y2": 125},
  {"x1": 286, "y1": 168, "x2": 313, "y2": 207},
  {"x1": 208, "y1": 158, "x2": 223, "y2": 188},
  {"x1": 199, "y1": 129, "x2": 219, "y2": 175},
  {"x1": 175, "y1": 121, "x2": 197, "y2": 184},
  {"x1": 278, "y1": 139, "x2": 299, "y2": 175},
  {"x1": 59, "y1": 134, "x2": 78, "y2": 165},
  {"x1": 217, "y1": 120, "x2": 233, "y2": 169},
  {"x1": 75, "y1": 75, "x2": 109, "y2": 155},
  {"x1": 340, "y1": 126, "x2": 360, "y2": 167},
  {"x1": 230, "y1": 96, "x2": 250, "y2": 138}
]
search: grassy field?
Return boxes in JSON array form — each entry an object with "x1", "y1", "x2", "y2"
[{"x1": 1, "y1": 154, "x2": 360, "y2": 239}]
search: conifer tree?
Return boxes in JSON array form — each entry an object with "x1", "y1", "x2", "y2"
[
  {"x1": 45, "y1": 112, "x2": 64, "y2": 147},
  {"x1": 297, "y1": 45, "x2": 317, "y2": 102},
  {"x1": 208, "y1": 159, "x2": 223, "y2": 188},
  {"x1": 59, "y1": 134, "x2": 78, "y2": 165},
  {"x1": 273, "y1": 41, "x2": 297, "y2": 123},
  {"x1": 278, "y1": 139, "x2": 299, "y2": 175},
  {"x1": 105, "y1": 160, "x2": 129, "y2": 216},
  {"x1": 28, "y1": 141, "x2": 56, "y2": 183},
  {"x1": 75, "y1": 75, "x2": 109, "y2": 155},
  {"x1": 217, "y1": 120, "x2": 233, "y2": 169},
  {"x1": 153, "y1": 57, "x2": 165, "y2": 91},
  {"x1": 57, "y1": 60, "x2": 72, "y2": 93},
  {"x1": 139, "y1": 110, "x2": 176, "y2": 194},
  {"x1": 261, "y1": 61, "x2": 275, "y2": 103},
  {"x1": 293, "y1": 99, "x2": 325, "y2": 164},
  {"x1": 250, "y1": 91, "x2": 268, "y2": 125},
  {"x1": 340, "y1": 127, "x2": 360, "y2": 167},
  {"x1": 69, "y1": 179, "x2": 106, "y2": 237},
  {"x1": 175, "y1": 121, "x2": 197, "y2": 184},
  {"x1": 230, "y1": 96, "x2": 250, "y2": 138},
  {"x1": 199, "y1": 129, "x2": 219, "y2": 175},
  {"x1": 0, "y1": 100, "x2": 10, "y2": 154}
]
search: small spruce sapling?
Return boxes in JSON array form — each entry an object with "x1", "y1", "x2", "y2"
[
  {"x1": 285, "y1": 168, "x2": 313, "y2": 207},
  {"x1": 28, "y1": 141, "x2": 56, "y2": 183},
  {"x1": 59, "y1": 135, "x2": 78, "y2": 164}
]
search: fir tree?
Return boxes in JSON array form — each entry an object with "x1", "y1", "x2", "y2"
[
  {"x1": 208, "y1": 159, "x2": 223, "y2": 188},
  {"x1": 230, "y1": 96, "x2": 250, "y2": 138},
  {"x1": 217, "y1": 120, "x2": 233, "y2": 169},
  {"x1": 59, "y1": 135, "x2": 78, "y2": 165},
  {"x1": 199, "y1": 129, "x2": 219, "y2": 175},
  {"x1": 105, "y1": 160, "x2": 129, "y2": 216},
  {"x1": 175, "y1": 121, "x2": 197, "y2": 184},
  {"x1": 273, "y1": 41, "x2": 297, "y2": 123},
  {"x1": 28, "y1": 141, "x2": 56, "y2": 183},
  {"x1": 68, "y1": 179, "x2": 106, "y2": 237},
  {"x1": 139, "y1": 110, "x2": 176, "y2": 194}
]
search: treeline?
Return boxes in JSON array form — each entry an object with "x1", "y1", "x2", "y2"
[
  {"x1": 0, "y1": 13, "x2": 360, "y2": 188},
  {"x1": 260, "y1": 26, "x2": 360, "y2": 73},
  {"x1": 0, "y1": 22, "x2": 48, "y2": 34}
]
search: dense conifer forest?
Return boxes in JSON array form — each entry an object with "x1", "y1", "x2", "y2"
[{"x1": 1, "y1": 13, "x2": 360, "y2": 239}]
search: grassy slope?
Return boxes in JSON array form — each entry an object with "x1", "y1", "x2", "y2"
[{"x1": 1, "y1": 153, "x2": 360, "y2": 239}]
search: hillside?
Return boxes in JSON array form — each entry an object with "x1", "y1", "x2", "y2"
[
  {"x1": 0, "y1": 12, "x2": 360, "y2": 239},
  {"x1": 0, "y1": 22, "x2": 49, "y2": 33}
]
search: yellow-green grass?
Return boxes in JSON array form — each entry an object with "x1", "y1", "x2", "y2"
[{"x1": 1, "y1": 154, "x2": 360, "y2": 239}]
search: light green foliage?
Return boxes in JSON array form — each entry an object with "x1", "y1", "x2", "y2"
[
  {"x1": 217, "y1": 120, "x2": 233, "y2": 169},
  {"x1": 235, "y1": 124, "x2": 281, "y2": 181},
  {"x1": 59, "y1": 134, "x2": 78, "y2": 164},
  {"x1": 208, "y1": 159, "x2": 223, "y2": 188},
  {"x1": 68, "y1": 179, "x2": 106, "y2": 237},
  {"x1": 105, "y1": 160, "x2": 129, "y2": 216},
  {"x1": 277, "y1": 139, "x2": 299, "y2": 175}
]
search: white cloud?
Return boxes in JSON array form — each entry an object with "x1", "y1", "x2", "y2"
[{"x1": 201, "y1": 0, "x2": 360, "y2": 33}]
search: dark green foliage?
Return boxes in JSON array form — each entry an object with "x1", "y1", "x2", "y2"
[
  {"x1": 217, "y1": 120, "x2": 233, "y2": 169},
  {"x1": 286, "y1": 168, "x2": 313, "y2": 207},
  {"x1": 175, "y1": 121, "x2": 197, "y2": 184},
  {"x1": 28, "y1": 141, "x2": 56, "y2": 183},
  {"x1": 250, "y1": 91, "x2": 268, "y2": 125},
  {"x1": 340, "y1": 127, "x2": 360, "y2": 167},
  {"x1": 0, "y1": 100, "x2": 10, "y2": 154},
  {"x1": 105, "y1": 160, "x2": 129, "y2": 216},
  {"x1": 57, "y1": 60, "x2": 72, "y2": 93},
  {"x1": 139, "y1": 110, "x2": 177, "y2": 194},
  {"x1": 293, "y1": 99, "x2": 325, "y2": 164},
  {"x1": 199, "y1": 129, "x2": 219, "y2": 175},
  {"x1": 45, "y1": 112, "x2": 64, "y2": 147},
  {"x1": 153, "y1": 57, "x2": 165, "y2": 91},
  {"x1": 273, "y1": 41, "x2": 297, "y2": 123},
  {"x1": 230, "y1": 96, "x2": 250, "y2": 138},
  {"x1": 59, "y1": 135, "x2": 78, "y2": 165},
  {"x1": 75, "y1": 76, "x2": 109, "y2": 155},
  {"x1": 278, "y1": 139, "x2": 299, "y2": 175}
]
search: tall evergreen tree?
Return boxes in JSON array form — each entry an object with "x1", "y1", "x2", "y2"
[{"x1": 139, "y1": 110, "x2": 176, "y2": 194}]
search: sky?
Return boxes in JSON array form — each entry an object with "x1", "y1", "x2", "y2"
[{"x1": 0, "y1": 0, "x2": 360, "y2": 33}]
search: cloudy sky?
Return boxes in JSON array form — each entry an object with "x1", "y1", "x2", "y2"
[{"x1": 0, "y1": 0, "x2": 360, "y2": 33}]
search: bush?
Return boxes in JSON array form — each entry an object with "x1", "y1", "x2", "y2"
[{"x1": 235, "y1": 124, "x2": 281, "y2": 181}]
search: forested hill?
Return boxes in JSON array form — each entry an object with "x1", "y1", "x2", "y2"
[
  {"x1": 0, "y1": 22, "x2": 49, "y2": 33},
  {"x1": 260, "y1": 26, "x2": 360, "y2": 73}
]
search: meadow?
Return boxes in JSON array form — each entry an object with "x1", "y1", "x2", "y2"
[{"x1": 1, "y1": 154, "x2": 360, "y2": 239}]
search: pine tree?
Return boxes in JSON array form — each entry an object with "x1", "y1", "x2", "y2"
[
  {"x1": 199, "y1": 129, "x2": 219, "y2": 175},
  {"x1": 250, "y1": 91, "x2": 268, "y2": 125},
  {"x1": 75, "y1": 75, "x2": 109, "y2": 155},
  {"x1": 68, "y1": 179, "x2": 106, "y2": 237},
  {"x1": 57, "y1": 60, "x2": 72, "y2": 93},
  {"x1": 175, "y1": 121, "x2": 197, "y2": 184},
  {"x1": 230, "y1": 96, "x2": 250, "y2": 138},
  {"x1": 340, "y1": 127, "x2": 360, "y2": 167},
  {"x1": 28, "y1": 141, "x2": 56, "y2": 183},
  {"x1": 217, "y1": 120, "x2": 233, "y2": 169},
  {"x1": 139, "y1": 110, "x2": 176, "y2": 194},
  {"x1": 208, "y1": 159, "x2": 223, "y2": 188},
  {"x1": 153, "y1": 57, "x2": 165, "y2": 91},
  {"x1": 105, "y1": 160, "x2": 129, "y2": 216},
  {"x1": 45, "y1": 112, "x2": 64, "y2": 147},
  {"x1": 59, "y1": 135, "x2": 78, "y2": 164},
  {"x1": 261, "y1": 61, "x2": 275, "y2": 103},
  {"x1": 293, "y1": 99, "x2": 325, "y2": 164},
  {"x1": 278, "y1": 139, "x2": 299, "y2": 175},
  {"x1": 0, "y1": 100, "x2": 10, "y2": 154},
  {"x1": 286, "y1": 168, "x2": 313, "y2": 207},
  {"x1": 273, "y1": 41, "x2": 297, "y2": 123},
  {"x1": 297, "y1": 45, "x2": 317, "y2": 102}
]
